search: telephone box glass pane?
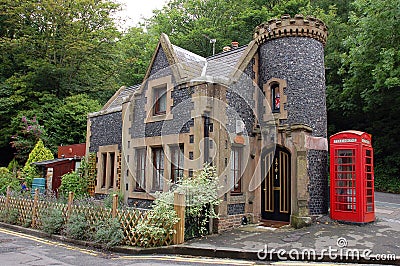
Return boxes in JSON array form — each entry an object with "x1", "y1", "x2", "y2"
[{"x1": 334, "y1": 149, "x2": 356, "y2": 212}]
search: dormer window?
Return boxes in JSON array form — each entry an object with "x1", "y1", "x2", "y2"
[
  {"x1": 271, "y1": 83, "x2": 280, "y2": 112},
  {"x1": 153, "y1": 86, "x2": 167, "y2": 115},
  {"x1": 145, "y1": 76, "x2": 173, "y2": 123}
]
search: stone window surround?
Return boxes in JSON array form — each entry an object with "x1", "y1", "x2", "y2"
[
  {"x1": 96, "y1": 144, "x2": 119, "y2": 193},
  {"x1": 144, "y1": 76, "x2": 174, "y2": 123},
  {"x1": 263, "y1": 78, "x2": 288, "y2": 122},
  {"x1": 135, "y1": 148, "x2": 146, "y2": 192},
  {"x1": 132, "y1": 143, "x2": 186, "y2": 194}
]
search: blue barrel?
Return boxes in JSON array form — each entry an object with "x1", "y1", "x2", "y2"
[{"x1": 31, "y1": 178, "x2": 46, "y2": 194}]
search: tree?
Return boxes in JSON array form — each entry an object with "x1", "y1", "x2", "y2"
[
  {"x1": 46, "y1": 94, "x2": 101, "y2": 148},
  {"x1": 329, "y1": 0, "x2": 400, "y2": 186},
  {"x1": 10, "y1": 115, "x2": 46, "y2": 165},
  {"x1": 146, "y1": 0, "x2": 255, "y2": 57},
  {"x1": 0, "y1": 0, "x2": 122, "y2": 164},
  {"x1": 21, "y1": 139, "x2": 54, "y2": 187},
  {"x1": 115, "y1": 27, "x2": 158, "y2": 86}
]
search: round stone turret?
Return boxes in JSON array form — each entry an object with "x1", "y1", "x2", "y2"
[
  {"x1": 256, "y1": 14, "x2": 329, "y2": 215},
  {"x1": 254, "y1": 14, "x2": 328, "y2": 46}
]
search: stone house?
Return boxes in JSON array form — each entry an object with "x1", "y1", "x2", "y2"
[{"x1": 86, "y1": 14, "x2": 329, "y2": 230}]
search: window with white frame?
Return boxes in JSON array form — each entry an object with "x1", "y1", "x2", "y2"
[
  {"x1": 135, "y1": 148, "x2": 146, "y2": 191},
  {"x1": 231, "y1": 146, "x2": 242, "y2": 193},
  {"x1": 170, "y1": 145, "x2": 184, "y2": 183},
  {"x1": 153, "y1": 86, "x2": 167, "y2": 115},
  {"x1": 152, "y1": 147, "x2": 164, "y2": 191}
]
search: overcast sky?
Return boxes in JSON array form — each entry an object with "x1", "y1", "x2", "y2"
[{"x1": 115, "y1": 0, "x2": 168, "y2": 29}]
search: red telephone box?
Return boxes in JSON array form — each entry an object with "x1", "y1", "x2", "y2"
[{"x1": 330, "y1": 130, "x2": 375, "y2": 223}]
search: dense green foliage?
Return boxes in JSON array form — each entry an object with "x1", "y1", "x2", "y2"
[
  {"x1": 0, "y1": 207, "x2": 19, "y2": 225},
  {"x1": 0, "y1": 167, "x2": 20, "y2": 194},
  {"x1": 94, "y1": 217, "x2": 124, "y2": 249},
  {"x1": 40, "y1": 208, "x2": 64, "y2": 234},
  {"x1": 0, "y1": 0, "x2": 399, "y2": 191},
  {"x1": 0, "y1": 0, "x2": 120, "y2": 164},
  {"x1": 64, "y1": 213, "x2": 90, "y2": 240},
  {"x1": 59, "y1": 171, "x2": 88, "y2": 198},
  {"x1": 133, "y1": 164, "x2": 220, "y2": 246}
]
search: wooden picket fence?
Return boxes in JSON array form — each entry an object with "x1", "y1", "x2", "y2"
[{"x1": 0, "y1": 188, "x2": 185, "y2": 247}]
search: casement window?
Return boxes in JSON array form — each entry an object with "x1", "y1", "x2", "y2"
[
  {"x1": 152, "y1": 147, "x2": 165, "y2": 191},
  {"x1": 100, "y1": 151, "x2": 116, "y2": 189},
  {"x1": 135, "y1": 148, "x2": 146, "y2": 191},
  {"x1": 101, "y1": 153, "x2": 107, "y2": 188},
  {"x1": 153, "y1": 87, "x2": 167, "y2": 115},
  {"x1": 271, "y1": 83, "x2": 280, "y2": 112},
  {"x1": 171, "y1": 145, "x2": 184, "y2": 183},
  {"x1": 109, "y1": 152, "x2": 115, "y2": 188},
  {"x1": 231, "y1": 146, "x2": 242, "y2": 193}
]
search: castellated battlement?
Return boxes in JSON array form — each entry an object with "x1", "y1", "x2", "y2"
[{"x1": 254, "y1": 14, "x2": 328, "y2": 46}]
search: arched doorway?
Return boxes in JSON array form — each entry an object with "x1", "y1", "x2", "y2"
[{"x1": 261, "y1": 146, "x2": 291, "y2": 222}]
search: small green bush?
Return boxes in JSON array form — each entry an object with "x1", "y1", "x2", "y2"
[
  {"x1": 0, "y1": 208, "x2": 19, "y2": 225},
  {"x1": 0, "y1": 167, "x2": 20, "y2": 194},
  {"x1": 94, "y1": 217, "x2": 124, "y2": 249},
  {"x1": 41, "y1": 208, "x2": 64, "y2": 235},
  {"x1": 59, "y1": 171, "x2": 88, "y2": 198},
  {"x1": 133, "y1": 164, "x2": 220, "y2": 246},
  {"x1": 23, "y1": 215, "x2": 32, "y2": 228},
  {"x1": 64, "y1": 213, "x2": 89, "y2": 240}
]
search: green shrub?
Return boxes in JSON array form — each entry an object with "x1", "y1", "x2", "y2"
[
  {"x1": 59, "y1": 171, "x2": 88, "y2": 198},
  {"x1": 0, "y1": 167, "x2": 20, "y2": 194},
  {"x1": 41, "y1": 208, "x2": 64, "y2": 235},
  {"x1": 0, "y1": 208, "x2": 19, "y2": 224},
  {"x1": 64, "y1": 213, "x2": 89, "y2": 240},
  {"x1": 23, "y1": 215, "x2": 32, "y2": 228},
  {"x1": 133, "y1": 164, "x2": 220, "y2": 246},
  {"x1": 21, "y1": 139, "x2": 54, "y2": 187},
  {"x1": 94, "y1": 217, "x2": 124, "y2": 249}
]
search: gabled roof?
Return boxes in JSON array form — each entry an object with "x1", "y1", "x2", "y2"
[
  {"x1": 172, "y1": 44, "x2": 206, "y2": 81},
  {"x1": 142, "y1": 34, "x2": 259, "y2": 86},
  {"x1": 95, "y1": 34, "x2": 260, "y2": 114}
]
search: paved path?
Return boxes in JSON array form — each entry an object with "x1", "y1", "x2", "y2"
[
  {"x1": 375, "y1": 192, "x2": 400, "y2": 222},
  {"x1": 183, "y1": 192, "x2": 400, "y2": 264}
]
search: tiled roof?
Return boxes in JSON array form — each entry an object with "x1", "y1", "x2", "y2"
[
  {"x1": 105, "y1": 84, "x2": 140, "y2": 111},
  {"x1": 205, "y1": 46, "x2": 248, "y2": 83},
  {"x1": 172, "y1": 45, "x2": 206, "y2": 80},
  {"x1": 102, "y1": 43, "x2": 249, "y2": 110},
  {"x1": 171, "y1": 44, "x2": 248, "y2": 84}
]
